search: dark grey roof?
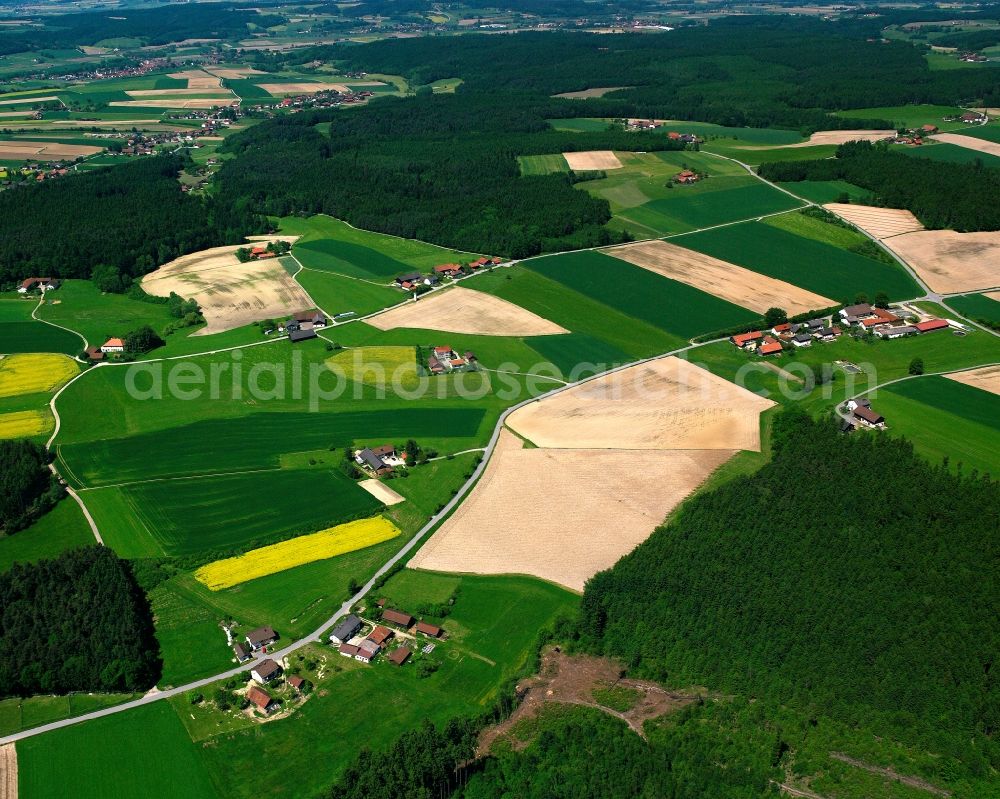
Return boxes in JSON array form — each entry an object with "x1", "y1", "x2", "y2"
[
  {"x1": 842, "y1": 303, "x2": 873, "y2": 317},
  {"x1": 358, "y1": 448, "x2": 387, "y2": 471},
  {"x1": 331, "y1": 614, "x2": 362, "y2": 642},
  {"x1": 805, "y1": 318, "x2": 824, "y2": 328},
  {"x1": 793, "y1": 333, "x2": 812, "y2": 343},
  {"x1": 396, "y1": 272, "x2": 422, "y2": 282},
  {"x1": 289, "y1": 328, "x2": 317, "y2": 342},
  {"x1": 819, "y1": 327, "x2": 835, "y2": 336}
]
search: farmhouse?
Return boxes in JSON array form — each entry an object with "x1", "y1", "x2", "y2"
[
  {"x1": 292, "y1": 310, "x2": 327, "y2": 329},
  {"x1": 434, "y1": 264, "x2": 463, "y2": 278},
  {"x1": 381, "y1": 608, "x2": 414, "y2": 628},
  {"x1": 246, "y1": 625, "x2": 278, "y2": 651},
  {"x1": 355, "y1": 641, "x2": 380, "y2": 663},
  {"x1": 85, "y1": 347, "x2": 105, "y2": 362},
  {"x1": 961, "y1": 111, "x2": 986, "y2": 124},
  {"x1": 338, "y1": 643, "x2": 360, "y2": 658},
  {"x1": 368, "y1": 625, "x2": 394, "y2": 646},
  {"x1": 915, "y1": 318, "x2": 950, "y2": 334},
  {"x1": 468, "y1": 256, "x2": 502, "y2": 269},
  {"x1": 791, "y1": 333, "x2": 813, "y2": 348},
  {"x1": 415, "y1": 621, "x2": 443, "y2": 638},
  {"x1": 355, "y1": 447, "x2": 393, "y2": 476},
  {"x1": 288, "y1": 675, "x2": 305, "y2": 692},
  {"x1": 18, "y1": 277, "x2": 60, "y2": 293},
  {"x1": 427, "y1": 346, "x2": 475, "y2": 374},
  {"x1": 251, "y1": 658, "x2": 282, "y2": 684},
  {"x1": 771, "y1": 323, "x2": 792, "y2": 335},
  {"x1": 853, "y1": 405, "x2": 886, "y2": 429},
  {"x1": 839, "y1": 303, "x2": 874, "y2": 323},
  {"x1": 329, "y1": 614, "x2": 362, "y2": 645},
  {"x1": 289, "y1": 328, "x2": 318, "y2": 343},
  {"x1": 921, "y1": 124, "x2": 939, "y2": 134},
  {"x1": 233, "y1": 642, "x2": 251, "y2": 663},
  {"x1": 395, "y1": 272, "x2": 423, "y2": 288},
  {"x1": 815, "y1": 326, "x2": 841, "y2": 342},
  {"x1": 731, "y1": 330, "x2": 763, "y2": 349},
  {"x1": 246, "y1": 685, "x2": 276, "y2": 714},
  {"x1": 758, "y1": 336, "x2": 783, "y2": 356},
  {"x1": 674, "y1": 169, "x2": 699, "y2": 184},
  {"x1": 100, "y1": 338, "x2": 125, "y2": 354},
  {"x1": 388, "y1": 647, "x2": 412, "y2": 666}
]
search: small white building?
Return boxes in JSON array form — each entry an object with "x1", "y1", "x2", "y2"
[{"x1": 100, "y1": 337, "x2": 125, "y2": 354}]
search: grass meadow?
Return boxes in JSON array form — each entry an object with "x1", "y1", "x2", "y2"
[
  {"x1": 946, "y1": 293, "x2": 1000, "y2": 326},
  {"x1": 518, "y1": 153, "x2": 569, "y2": 175},
  {"x1": 877, "y1": 376, "x2": 1000, "y2": 476},
  {"x1": 295, "y1": 268, "x2": 401, "y2": 318},
  {"x1": 675, "y1": 219, "x2": 922, "y2": 302},
  {"x1": 0, "y1": 499, "x2": 94, "y2": 574},
  {"x1": 524, "y1": 250, "x2": 760, "y2": 339},
  {"x1": 775, "y1": 180, "x2": 869, "y2": 205},
  {"x1": 897, "y1": 141, "x2": 1000, "y2": 170},
  {"x1": 0, "y1": 297, "x2": 82, "y2": 355},
  {"x1": 0, "y1": 692, "x2": 137, "y2": 738},
  {"x1": 831, "y1": 104, "x2": 966, "y2": 129}
]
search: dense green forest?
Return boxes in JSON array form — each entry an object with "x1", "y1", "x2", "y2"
[
  {"x1": 0, "y1": 547, "x2": 160, "y2": 696},
  {"x1": 579, "y1": 412, "x2": 999, "y2": 771},
  {"x1": 0, "y1": 156, "x2": 262, "y2": 285},
  {"x1": 759, "y1": 141, "x2": 1000, "y2": 230},
  {"x1": 0, "y1": 439, "x2": 62, "y2": 534},
  {"x1": 218, "y1": 94, "x2": 681, "y2": 256}
]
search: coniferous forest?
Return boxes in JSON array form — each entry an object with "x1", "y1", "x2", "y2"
[
  {"x1": 0, "y1": 439, "x2": 62, "y2": 533},
  {"x1": 0, "y1": 547, "x2": 160, "y2": 697}
]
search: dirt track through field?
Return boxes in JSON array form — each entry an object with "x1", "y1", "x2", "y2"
[
  {"x1": 141, "y1": 239, "x2": 307, "y2": 334},
  {"x1": 0, "y1": 140, "x2": 102, "y2": 158},
  {"x1": 930, "y1": 132, "x2": 1000, "y2": 157},
  {"x1": 357, "y1": 479, "x2": 406, "y2": 505},
  {"x1": 823, "y1": 203, "x2": 925, "y2": 239},
  {"x1": 945, "y1": 364, "x2": 1000, "y2": 397},
  {"x1": 0, "y1": 744, "x2": 16, "y2": 799},
  {"x1": 368, "y1": 286, "x2": 569, "y2": 336},
  {"x1": 603, "y1": 239, "x2": 833, "y2": 315},
  {"x1": 888, "y1": 230, "x2": 1000, "y2": 293},
  {"x1": 506, "y1": 356, "x2": 775, "y2": 451},
  {"x1": 409, "y1": 428, "x2": 734, "y2": 591},
  {"x1": 563, "y1": 150, "x2": 623, "y2": 170}
]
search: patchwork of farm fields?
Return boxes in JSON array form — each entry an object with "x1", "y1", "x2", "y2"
[{"x1": 0, "y1": 298, "x2": 82, "y2": 355}]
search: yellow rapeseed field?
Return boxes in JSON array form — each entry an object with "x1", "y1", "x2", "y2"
[
  {"x1": 195, "y1": 516, "x2": 402, "y2": 591},
  {"x1": 0, "y1": 353, "x2": 79, "y2": 398},
  {"x1": 0, "y1": 409, "x2": 49, "y2": 439}
]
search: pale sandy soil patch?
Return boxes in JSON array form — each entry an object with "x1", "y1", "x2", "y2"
[
  {"x1": 80, "y1": 45, "x2": 108, "y2": 54},
  {"x1": 985, "y1": 290, "x2": 1000, "y2": 302},
  {"x1": 125, "y1": 88, "x2": 235, "y2": 98},
  {"x1": 409, "y1": 429, "x2": 733, "y2": 591},
  {"x1": 110, "y1": 98, "x2": 238, "y2": 109},
  {"x1": 774, "y1": 129, "x2": 894, "y2": 148},
  {"x1": 553, "y1": 86, "x2": 629, "y2": 99},
  {"x1": 0, "y1": 95, "x2": 58, "y2": 106},
  {"x1": 0, "y1": 140, "x2": 102, "y2": 158},
  {"x1": 945, "y1": 364, "x2": 1000, "y2": 396},
  {"x1": 888, "y1": 229, "x2": 1000, "y2": 293},
  {"x1": 141, "y1": 238, "x2": 307, "y2": 334},
  {"x1": 168, "y1": 70, "x2": 223, "y2": 89},
  {"x1": 368, "y1": 286, "x2": 568, "y2": 336},
  {"x1": 823, "y1": 203, "x2": 925, "y2": 239},
  {"x1": 507, "y1": 356, "x2": 775, "y2": 451},
  {"x1": 0, "y1": 744, "x2": 15, "y2": 799},
  {"x1": 930, "y1": 132, "x2": 1000, "y2": 158},
  {"x1": 206, "y1": 66, "x2": 266, "y2": 79},
  {"x1": 358, "y1": 479, "x2": 406, "y2": 505},
  {"x1": 259, "y1": 82, "x2": 350, "y2": 95},
  {"x1": 0, "y1": 111, "x2": 31, "y2": 118},
  {"x1": 603, "y1": 239, "x2": 833, "y2": 315},
  {"x1": 563, "y1": 150, "x2": 623, "y2": 170}
]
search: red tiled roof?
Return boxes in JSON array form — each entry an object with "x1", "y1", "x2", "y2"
[
  {"x1": 368, "y1": 625, "x2": 393, "y2": 645},
  {"x1": 103, "y1": 337, "x2": 125, "y2": 348},
  {"x1": 914, "y1": 318, "x2": 949, "y2": 332},
  {"x1": 759, "y1": 337, "x2": 783, "y2": 356},
  {"x1": 415, "y1": 621, "x2": 442, "y2": 637},
  {"x1": 732, "y1": 331, "x2": 763, "y2": 346},
  {"x1": 246, "y1": 685, "x2": 273, "y2": 710}
]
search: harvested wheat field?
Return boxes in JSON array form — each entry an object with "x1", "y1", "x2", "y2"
[
  {"x1": 823, "y1": 203, "x2": 926, "y2": 239},
  {"x1": 409, "y1": 429, "x2": 733, "y2": 591},
  {"x1": 0, "y1": 96, "x2": 58, "y2": 106},
  {"x1": 781, "y1": 129, "x2": 894, "y2": 148},
  {"x1": 603, "y1": 239, "x2": 833, "y2": 315},
  {"x1": 888, "y1": 230, "x2": 1000, "y2": 293},
  {"x1": 168, "y1": 69, "x2": 223, "y2": 89},
  {"x1": 110, "y1": 98, "x2": 238, "y2": 109},
  {"x1": 563, "y1": 150, "x2": 623, "y2": 170},
  {"x1": 260, "y1": 82, "x2": 350, "y2": 95},
  {"x1": 507, "y1": 356, "x2": 775, "y2": 451},
  {"x1": 0, "y1": 111, "x2": 31, "y2": 118},
  {"x1": 369, "y1": 286, "x2": 569, "y2": 336},
  {"x1": 358, "y1": 479, "x2": 406, "y2": 505},
  {"x1": 0, "y1": 744, "x2": 15, "y2": 799},
  {"x1": 206, "y1": 66, "x2": 266, "y2": 79},
  {"x1": 141, "y1": 239, "x2": 308, "y2": 334},
  {"x1": 945, "y1": 364, "x2": 1000, "y2": 397},
  {"x1": 930, "y1": 132, "x2": 1000, "y2": 158},
  {"x1": 553, "y1": 86, "x2": 629, "y2": 98},
  {"x1": 0, "y1": 140, "x2": 102, "y2": 159},
  {"x1": 125, "y1": 88, "x2": 234, "y2": 98}
]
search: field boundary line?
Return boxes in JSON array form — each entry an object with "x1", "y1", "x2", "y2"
[
  {"x1": 31, "y1": 295, "x2": 88, "y2": 358},
  {"x1": 78, "y1": 465, "x2": 285, "y2": 492}
]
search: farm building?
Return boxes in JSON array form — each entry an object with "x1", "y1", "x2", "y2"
[
  {"x1": 355, "y1": 447, "x2": 393, "y2": 476},
  {"x1": 759, "y1": 336, "x2": 783, "y2": 356},
  {"x1": 388, "y1": 647, "x2": 412, "y2": 666},
  {"x1": 288, "y1": 675, "x2": 305, "y2": 692},
  {"x1": 288, "y1": 328, "x2": 318, "y2": 343},
  {"x1": 356, "y1": 641, "x2": 380, "y2": 664},
  {"x1": 368, "y1": 625, "x2": 393, "y2": 646},
  {"x1": 395, "y1": 272, "x2": 424, "y2": 289},
  {"x1": 233, "y1": 642, "x2": 251, "y2": 663},
  {"x1": 339, "y1": 643, "x2": 360, "y2": 658},
  {"x1": 434, "y1": 264, "x2": 463, "y2": 277},
  {"x1": 427, "y1": 346, "x2": 475, "y2": 374},
  {"x1": 329, "y1": 614, "x2": 362, "y2": 645},
  {"x1": 876, "y1": 325, "x2": 917, "y2": 339},
  {"x1": 915, "y1": 319, "x2": 950, "y2": 334},
  {"x1": 791, "y1": 333, "x2": 813, "y2": 348},
  {"x1": 839, "y1": 303, "x2": 874, "y2": 323},
  {"x1": 853, "y1": 405, "x2": 886, "y2": 429},
  {"x1": 100, "y1": 338, "x2": 125, "y2": 354},
  {"x1": 381, "y1": 608, "x2": 414, "y2": 628},
  {"x1": 246, "y1": 685, "x2": 276, "y2": 714},
  {"x1": 246, "y1": 625, "x2": 278, "y2": 651},
  {"x1": 18, "y1": 277, "x2": 60, "y2": 293},
  {"x1": 251, "y1": 658, "x2": 282, "y2": 684},
  {"x1": 85, "y1": 347, "x2": 105, "y2": 362},
  {"x1": 674, "y1": 169, "x2": 699, "y2": 184},
  {"x1": 415, "y1": 621, "x2": 443, "y2": 638},
  {"x1": 731, "y1": 331, "x2": 762, "y2": 349}
]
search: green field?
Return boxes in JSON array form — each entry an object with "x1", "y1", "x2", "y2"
[
  {"x1": 955, "y1": 123, "x2": 1000, "y2": 144},
  {"x1": 0, "y1": 297, "x2": 83, "y2": 354},
  {"x1": 17, "y1": 701, "x2": 221, "y2": 799},
  {"x1": 0, "y1": 499, "x2": 94, "y2": 574},
  {"x1": 876, "y1": 375, "x2": 1000, "y2": 476},
  {"x1": 288, "y1": 215, "x2": 480, "y2": 280},
  {"x1": 946, "y1": 293, "x2": 1000, "y2": 326},
  {"x1": 525, "y1": 250, "x2": 760, "y2": 339},
  {"x1": 526, "y1": 331, "x2": 632, "y2": 377},
  {"x1": 86, "y1": 468, "x2": 382, "y2": 557},
  {"x1": 518, "y1": 153, "x2": 569, "y2": 175},
  {"x1": 897, "y1": 141, "x2": 1000, "y2": 169},
  {"x1": 775, "y1": 180, "x2": 869, "y2": 205},
  {"x1": 548, "y1": 118, "x2": 803, "y2": 145},
  {"x1": 676, "y1": 220, "x2": 922, "y2": 302},
  {"x1": 295, "y1": 268, "x2": 402, "y2": 318},
  {"x1": 832, "y1": 104, "x2": 966, "y2": 129}
]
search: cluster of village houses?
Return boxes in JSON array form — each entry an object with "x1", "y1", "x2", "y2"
[
  {"x1": 393, "y1": 257, "x2": 505, "y2": 291},
  {"x1": 279, "y1": 309, "x2": 328, "y2": 343},
  {"x1": 228, "y1": 626, "x2": 309, "y2": 716},
  {"x1": 427, "y1": 345, "x2": 477, "y2": 375},
  {"x1": 329, "y1": 606, "x2": 444, "y2": 668}
]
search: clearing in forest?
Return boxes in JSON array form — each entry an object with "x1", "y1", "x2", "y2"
[
  {"x1": 0, "y1": 140, "x2": 102, "y2": 159},
  {"x1": 823, "y1": 203, "x2": 926, "y2": 239},
  {"x1": 368, "y1": 286, "x2": 569, "y2": 336},
  {"x1": 408, "y1": 428, "x2": 734, "y2": 591},
  {"x1": 506, "y1": 356, "x2": 775, "y2": 451},
  {"x1": 140, "y1": 239, "x2": 308, "y2": 334},
  {"x1": 602, "y1": 239, "x2": 833, "y2": 315},
  {"x1": 563, "y1": 150, "x2": 623, "y2": 170},
  {"x1": 888, "y1": 230, "x2": 1000, "y2": 293},
  {"x1": 945, "y1": 364, "x2": 1000, "y2": 397}
]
